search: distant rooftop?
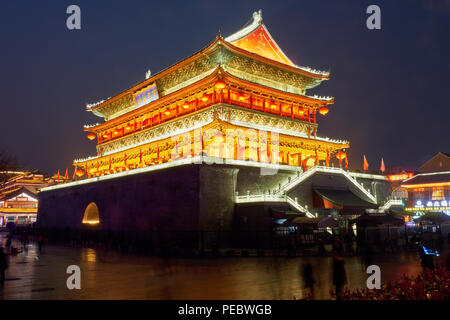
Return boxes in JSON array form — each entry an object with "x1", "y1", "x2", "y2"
[{"x1": 401, "y1": 171, "x2": 450, "y2": 187}]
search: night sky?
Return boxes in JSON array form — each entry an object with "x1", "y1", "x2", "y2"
[{"x1": 0, "y1": 0, "x2": 449, "y2": 175}]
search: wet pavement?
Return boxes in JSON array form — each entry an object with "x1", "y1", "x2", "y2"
[{"x1": 0, "y1": 232, "x2": 447, "y2": 300}]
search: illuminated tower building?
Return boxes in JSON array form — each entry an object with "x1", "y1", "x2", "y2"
[
  {"x1": 75, "y1": 10, "x2": 348, "y2": 176},
  {"x1": 38, "y1": 11, "x2": 392, "y2": 246}
]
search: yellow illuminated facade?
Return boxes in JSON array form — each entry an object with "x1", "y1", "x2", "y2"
[
  {"x1": 74, "y1": 11, "x2": 349, "y2": 179},
  {"x1": 401, "y1": 171, "x2": 450, "y2": 215},
  {"x1": 0, "y1": 172, "x2": 48, "y2": 226}
]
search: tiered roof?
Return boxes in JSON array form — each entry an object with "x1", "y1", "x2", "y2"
[
  {"x1": 84, "y1": 67, "x2": 332, "y2": 134},
  {"x1": 86, "y1": 10, "x2": 331, "y2": 122},
  {"x1": 225, "y1": 9, "x2": 328, "y2": 77},
  {"x1": 401, "y1": 171, "x2": 450, "y2": 188}
]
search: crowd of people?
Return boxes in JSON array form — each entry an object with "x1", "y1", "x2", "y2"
[{"x1": 0, "y1": 230, "x2": 46, "y2": 287}]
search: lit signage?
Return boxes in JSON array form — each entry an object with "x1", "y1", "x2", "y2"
[
  {"x1": 406, "y1": 206, "x2": 450, "y2": 212},
  {"x1": 422, "y1": 246, "x2": 439, "y2": 256},
  {"x1": 134, "y1": 82, "x2": 159, "y2": 108},
  {"x1": 388, "y1": 173, "x2": 414, "y2": 181},
  {"x1": 411, "y1": 198, "x2": 449, "y2": 211}
]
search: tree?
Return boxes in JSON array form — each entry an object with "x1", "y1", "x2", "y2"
[{"x1": 0, "y1": 147, "x2": 20, "y2": 188}]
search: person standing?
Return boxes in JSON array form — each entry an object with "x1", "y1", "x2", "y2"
[
  {"x1": 37, "y1": 235, "x2": 45, "y2": 253},
  {"x1": 332, "y1": 249, "x2": 347, "y2": 299},
  {"x1": 302, "y1": 263, "x2": 315, "y2": 297},
  {"x1": 332, "y1": 236, "x2": 343, "y2": 256},
  {"x1": 5, "y1": 233, "x2": 12, "y2": 249},
  {"x1": 0, "y1": 247, "x2": 8, "y2": 286},
  {"x1": 318, "y1": 238, "x2": 325, "y2": 256},
  {"x1": 362, "y1": 240, "x2": 373, "y2": 270}
]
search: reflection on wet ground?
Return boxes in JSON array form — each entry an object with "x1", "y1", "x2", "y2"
[{"x1": 0, "y1": 233, "x2": 447, "y2": 299}]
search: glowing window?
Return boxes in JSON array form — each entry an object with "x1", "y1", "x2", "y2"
[
  {"x1": 432, "y1": 188, "x2": 445, "y2": 201},
  {"x1": 82, "y1": 202, "x2": 100, "y2": 225},
  {"x1": 281, "y1": 104, "x2": 292, "y2": 113},
  {"x1": 252, "y1": 98, "x2": 263, "y2": 108}
]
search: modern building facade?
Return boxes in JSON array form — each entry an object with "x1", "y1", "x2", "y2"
[{"x1": 402, "y1": 152, "x2": 450, "y2": 216}]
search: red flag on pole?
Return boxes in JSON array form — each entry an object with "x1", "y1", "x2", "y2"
[
  {"x1": 57, "y1": 169, "x2": 60, "y2": 180},
  {"x1": 72, "y1": 167, "x2": 76, "y2": 179},
  {"x1": 363, "y1": 155, "x2": 369, "y2": 171},
  {"x1": 380, "y1": 158, "x2": 386, "y2": 173},
  {"x1": 64, "y1": 168, "x2": 69, "y2": 179}
]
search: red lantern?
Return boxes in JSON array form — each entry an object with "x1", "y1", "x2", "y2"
[
  {"x1": 87, "y1": 133, "x2": 96, "y2": 140},
  {"x1": 75, "y1": 170, "x2": 85, "y2": 177},
  {"x1": 319, "y1": 107, "x2": 329, "y2": 116},
  {"x1": 336, "y1": 151, "x2": 347, "y2": 160},
  {"x1": 214, "y1": 80, "x2": 226, "y2": 90}
]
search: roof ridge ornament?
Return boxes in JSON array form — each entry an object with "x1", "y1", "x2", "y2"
[
  {"x1": 224, "y1": 9, "x2": 330, "y2": 77},
  {"x1": 225, "y1": 10, "x2": 264, "y2": 43},
  {"x1": 253, "y1": 9, "x2": 263, "y2": 25}
]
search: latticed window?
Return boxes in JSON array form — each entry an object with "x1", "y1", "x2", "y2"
[{"x1": 432, "y1": 188, "x2": 445, "y2": 201}]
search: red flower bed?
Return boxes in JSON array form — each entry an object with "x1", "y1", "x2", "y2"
[{"x1": 330, "y1": 267, "x2": 450, "y2": 300}]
